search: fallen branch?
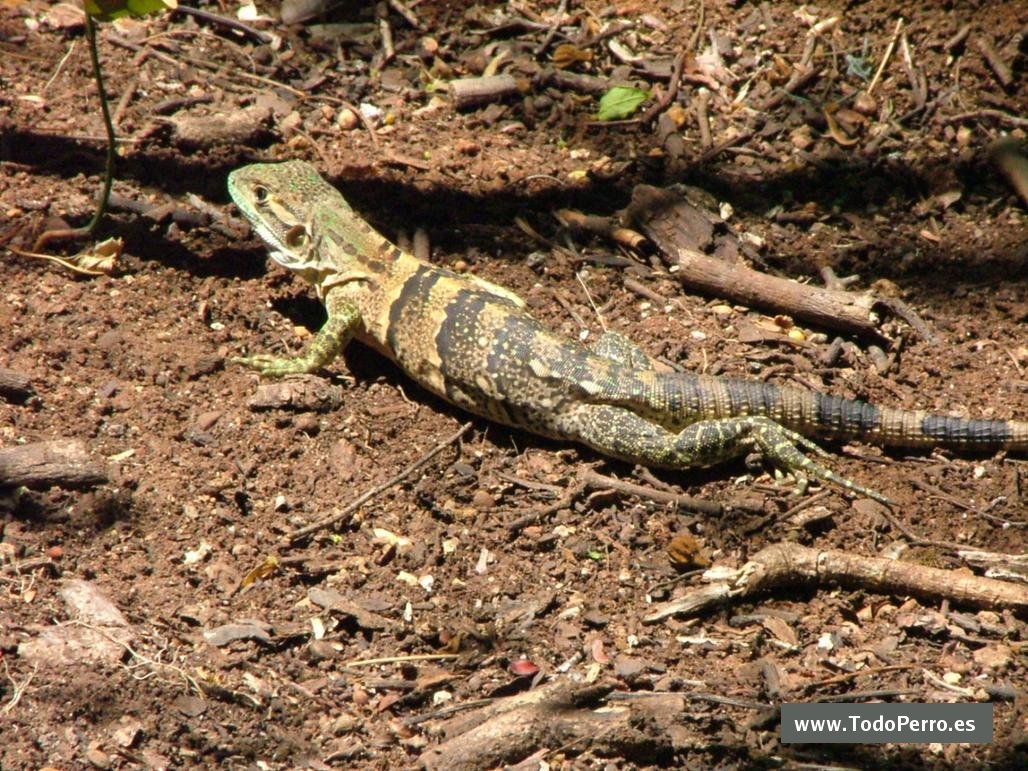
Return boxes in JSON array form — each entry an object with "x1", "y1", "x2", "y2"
[
  {"x1": 625, "y1": 185, "x2": 933, "y2": 341},
  {"x1": 0, "y1": 439, "x2": 107, "y2": 490},
  {"x1": 536, "y1": 68, "x2": 611, "y2": 95},
  {"x1": 636, "y1": 49, "x2": 687, "y2": 125},
  {"x1": 449, "y1": 75, "x2": 521, "y2": 110},
  {"x1": 418, "y1": 679, "x2": 682, "y2": 770},
  {"x1": 173, "y1": 4, "x2": 273, "y2": 44},
  {"x1": 533, "y1": 0, "x2": 568, "y2": 56},
  {"x1": 507, "y1": 466, "x2": 727, "y2": 535},
  {"x1": 555, "y1": 209, "x2": 646, "y2": 250},
  {"x1": 672, "y1": 248, "x2": 881, "y2": 337},
  {"x1": 247, "y1": 377, "x2": 344, "y2": 413},
  {"x1": 643, "y1": 542, "x2": 1028, "y2": 623}
]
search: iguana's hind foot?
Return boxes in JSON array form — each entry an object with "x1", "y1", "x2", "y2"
[{"x1": 561, "y1": 406, "x2": 892, "y2": 505}]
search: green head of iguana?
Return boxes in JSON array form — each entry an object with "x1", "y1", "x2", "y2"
[{"x1": 228, "y1": 160, "x2": 387, "y2": 295}]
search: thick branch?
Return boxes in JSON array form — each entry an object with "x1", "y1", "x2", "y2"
[
  {"x1": 419, "y1": 680, "x2": 681, "y2": 769},
  {"x1": 644, "y1": 542, "x2": 1028, "y2": 623},
  {"x1": 0, "y1": 439, "x2": 108, "y2": 490},
  {"x1": 673, "y1": 248, "x2": 880, "y2": 337}
]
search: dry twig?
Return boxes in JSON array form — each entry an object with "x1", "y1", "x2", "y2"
[
  {"x1": 867, "y1": 17, "x2": 903, "y2": 95},
  {"x1": 637, "y1": 50, "x2": 687, "y2": 125},
  {"x1": 289, "y1": 422, "x2": 473, "y2": 542},
  {"x1": 974, "y1": 36, "x2": 1013, "y2": 88}
]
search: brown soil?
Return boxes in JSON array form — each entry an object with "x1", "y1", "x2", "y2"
[{"x1": 2, "y1": 1, "x2": 1026, "y2": 768}]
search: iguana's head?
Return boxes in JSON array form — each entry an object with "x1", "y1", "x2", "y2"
[{"x1": 228, "y1": 160, "x2": 340, "y2": 276}]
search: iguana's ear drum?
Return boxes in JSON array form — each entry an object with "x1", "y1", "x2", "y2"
[{"x1": 285, "y1": 225, "x2": 309, "y2": 249}]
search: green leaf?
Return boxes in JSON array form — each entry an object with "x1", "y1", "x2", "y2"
[
  {"x1": 85, "y1": 0, "x2": 177, "y2": 22},
  {"x1": 595, "y1": 86, "x2": 649, "y2": 121}
]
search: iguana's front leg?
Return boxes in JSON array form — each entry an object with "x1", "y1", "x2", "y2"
[{"x1": 233, "y1": 297, "x2": 361, "y2": 376}]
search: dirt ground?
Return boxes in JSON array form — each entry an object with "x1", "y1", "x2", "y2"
[{"x1": 2, "y1": 0, "x2": 1027, "y2": 768}]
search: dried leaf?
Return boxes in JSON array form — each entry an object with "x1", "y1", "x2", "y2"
[
  {"x1": 552, "y1": 43, "x2": 592, "y2": 69},
  {"x1": 823, "y1": 109, "x2": 859, "y2": 146},
  {"x1": 761, "y1": 617, "x2": 798, "y2": 647},
  {"x1": 510, "y1": 659, "x2": 540, "y2": 676},
  {"x1": 666, "y1": 533, "x2": 710, "y2": 570},
  {"x1": 240, "y1": 555, "x2": 280, "y2": 589},
  {"x1": 85, "y1": 0, "x2": 176, "y2": 22},
  {"x1": 71, "y1": 236, "x2": 122, "y2": 274},
  {"x1": 595, "y1": 86, "x2": 649, "y2": 121}
]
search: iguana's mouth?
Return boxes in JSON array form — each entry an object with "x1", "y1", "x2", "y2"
[
  {"x1": 251, "y1": 220, "x2": 290, "y2": 261},
  {"x1": 268, "y1": 249, "x2": 296, "y2": 268}
]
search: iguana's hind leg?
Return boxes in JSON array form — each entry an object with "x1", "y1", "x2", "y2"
[
  {"x1": 589, "y1": 331, "x2": 656, "y2": 370},
  {"x1": 559, "y1": 404, "x2": 890, "y2": 504}
]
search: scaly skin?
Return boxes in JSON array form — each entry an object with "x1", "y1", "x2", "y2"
[{"x1": 227, "y1": 160, "x2": 1028, "y2": 505}]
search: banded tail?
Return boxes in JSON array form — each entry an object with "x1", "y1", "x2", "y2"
[{"x1": 643, "y1": 372, "x2": 1028, "y2": 452}]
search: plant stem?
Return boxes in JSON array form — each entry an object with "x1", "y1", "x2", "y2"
[
  {"x1": 84, "y1": 11, "x2": 116, "y2": 236},
  {"x1": 33, "y1": 11, "x2": 117, "y2": 252}
]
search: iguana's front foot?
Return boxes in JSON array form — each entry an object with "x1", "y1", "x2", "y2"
[
  {"x1": 231, "y1": 353, "x2": 323, "y2": 377},
  {"x1": 233, "y1": 306, "x2": 360, "y2": 377}
]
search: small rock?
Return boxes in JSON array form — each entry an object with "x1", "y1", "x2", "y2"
[
  {"x1": 419, "y1": 36, "x2": 438, "y2": 58},
  {"x1": 295, "y1": 414, "x2": 320, "y2": 435},
  {"x1": 337, "y1": 107, "x2": 359, "y2": 130},
  {"x1": 46, "y1": 2, "x2": 85, "y2": 30},
  {"x1": 613, "y1": 656, "x2": 646, "y2": 680},
  {"x1": 431, "y1": 690, "x2": 453, "y2": 706},
  {"x1": 189, "y1": 354, "x2": 224, "y2": 379},
  {"x1": 973, "y1": 644, "x2": 1013, "y2": 671},
  {"x1": 280, "y1": 110, "x2": 303, "y2": 136},
  {"x1": 582, "y1": 609, "x2": 610, "y2": 628},
  {"x1": 173, "y1": 694, "x2": 207, "y2": 717},
  {"x1": 97, "y1": 381, "x2": 120, "y2": 399},
  {"x1": 330, "y1": 438, "x2": 361, "y2": 481},
  {"x1": 306, "y1": 639, "x2": 337, "y2": 662},
  {"x1": 332, "y1": 713, "x2": 359, "y2": 735},
  {"x1": 853, "y1": 91, "x2": 877, "y2": 116},
  {"x1": 110, "y1": 717, "x2": 143, "y2": 748},
  {"x1": 789, "y1": 125, "x2": 815, "y2": 151},
  {"x1": 85, "y1": 745, "x2": 112, "y2": 769},
  {"x1": 194, "y1": 411, "x2": 222, "y2": 431},
  {"x1": 471, "y1": 489, "x2": 494, "y2": 510}
]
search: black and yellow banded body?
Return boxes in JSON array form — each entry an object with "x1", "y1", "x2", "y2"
[{"x1": 227, "y1": 161, "x2": 1028, "y2": 505}]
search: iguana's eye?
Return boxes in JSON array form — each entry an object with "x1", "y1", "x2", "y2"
[
  {"x1": 285, "y1": 225, "x2": 308, "y2": 248},
  {"x1": 253, "y1": 185, "x2": 269, "y2": 203}
]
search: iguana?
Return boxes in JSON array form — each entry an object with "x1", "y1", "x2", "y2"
[{"x1": 227, "y1": 160, "x2": 1027, "y2": 505}]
